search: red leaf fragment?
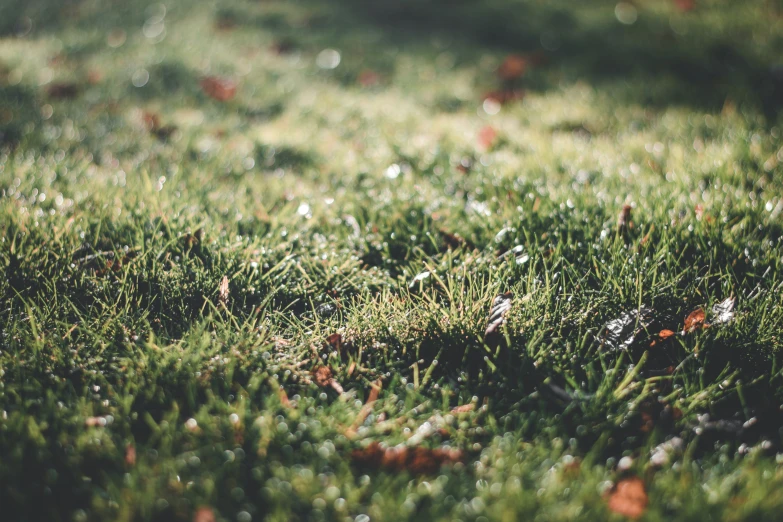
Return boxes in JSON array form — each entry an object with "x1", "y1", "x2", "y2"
[
  {"x1": 217, "y1": 275, "x2": 229, "y2": 306},
  {"x1": 606, "y1": 477, "x2": 648, "y2": 519},
  {"x1": 200, "y1": 76, "x2": 237, "y2": 101}
]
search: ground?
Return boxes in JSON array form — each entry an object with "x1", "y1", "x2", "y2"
[{"x1": 1, "y1": 0, "x2": 783, "y2": 520}]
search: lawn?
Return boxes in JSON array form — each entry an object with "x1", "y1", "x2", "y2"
[{"x1": 1, "y1": 0, "x2": 783, "y2": 520}]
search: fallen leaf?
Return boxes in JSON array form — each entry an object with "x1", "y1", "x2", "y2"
[
  {"x1": 683, "y1": 308, "x2": 706, "y2": 333},
  {"x1": 606, "y1": 477, "x2": 648, "y2": 519},
  {"x1": 477, "y1": 125, "x2": 498, "y2": 150},
  {"x1": 200, "y1": 76, "x2": 237, "y2": 102},
  {"x1": 218, "y1": 275, "x2": 229, "y2": 306},
  {"x1": 312, "y1": 366, "x2": 344, "y2": 394},
  {"x1": 711, "y1": 297, "x2": 735, "y2": 325},
  {"x1": 313, "y1": 366, "x2": 333, "y2": 387},
  {"x1": 658, "y1": 329, "x2": 676, "y2": 339},
  {"x1": 485, "y1": 292, "x2": 512, "y2": 339},
  {"x1": 497, "y1": 54, "x2": 528, "y2": 81}
]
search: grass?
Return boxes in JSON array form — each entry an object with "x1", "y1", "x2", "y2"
[{"x1": 1, "y1": 0, "x2": 783, "y2": 520}]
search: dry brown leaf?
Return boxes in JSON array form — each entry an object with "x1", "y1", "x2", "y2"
[
  {"x1": 683, "y1": 308, "x2": 706, "y2": 333},
  {"x1": 218, "y1": 275, "x2": 229, "y2": 306},
  {"x1": 313, "y1": 366, "x2": 333, "y2": 387},
  {"x1": 200, "y1": 76, "x2": 237, "y2": 101},
  {"x1": 606, "y1": 477, "x2": 648, "y2": 519},
  {"x1": 658, "y1": 329, "x2": 675, "y2": 339}
]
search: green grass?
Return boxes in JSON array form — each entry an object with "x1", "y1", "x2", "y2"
[{"x1": 1, "y1": 0, "x2": 783, "y2": 520}]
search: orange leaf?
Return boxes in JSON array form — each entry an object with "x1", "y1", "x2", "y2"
[
  {"x1": 684, "y1": 308, "x2": 706, "y2": 332},
  {"x1": 658, "y1": 329, "x2": 676, "y2": 339},
  {"x1": 497, "y1": 54, "x2": 528, "y2": 81},
  {"x1": 200, "y1": 76, "x2": 237, "y2": 101},
  {"x1": 607, "y1": 477, "x2": 648, "y2": 519}
]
